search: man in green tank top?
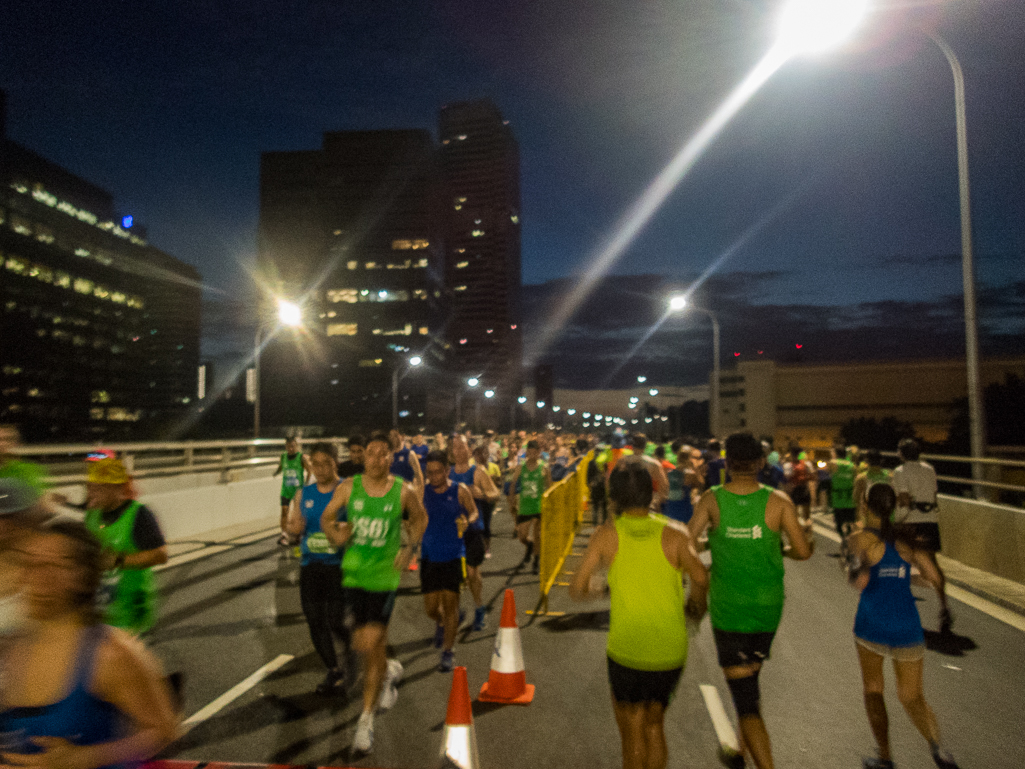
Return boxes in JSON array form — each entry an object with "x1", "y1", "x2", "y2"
[
  {"x1": 507, "y1": 439, "x2": 550, "y2": 575},
  {"x1": 321, "y1": 431, "x2": 427, "y2": 755},
  {"x1": 828, "y1": 444, "x2": 858, "y2": 547},
  {"x1": 83, "y1": 457, "x2": 168, "y2": 634},
  {"x1": 854, "y1": 448, "x2": 892, "y2": 525},
  {"x1": 689, "y1": 433, "x2": 813, "y2": 769},
  {"x1": 274, "y1": 437, "x2": 310, "y2": 546}
]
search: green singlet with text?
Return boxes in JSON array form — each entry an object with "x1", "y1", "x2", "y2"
[
  {"x1": 84, "y1": 501, "x2": 157, "y2": 634},
  {"x1": 518, "y1": 462, "x2": 545, "y2": 517},
  {"x1": 708, "y1": 485, "x2": 784, "y2": 633},
  {"x1": 279, "y1": 452, "x2": 304, "y2": 500},
  {"x1": 607, "y1": 515, "x2": 687, "y2": 671},
  {"x1": 342, "y1": 475, "x2": 405, "y2": 592}
]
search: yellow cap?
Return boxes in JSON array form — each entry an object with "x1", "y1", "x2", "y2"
[{"x1": 86, "y1": 457, "x2": 130, "y2": 485}]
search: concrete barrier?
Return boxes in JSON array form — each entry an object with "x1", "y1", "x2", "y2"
[
  {"x1": 53, "y1": 466, "x2": 281, "y2": 543},
  {"x1": 939, "y1": 493, "x2": 1025, "y2": 585}
]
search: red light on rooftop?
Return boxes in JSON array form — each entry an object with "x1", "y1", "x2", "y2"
[{"x1": 795, "y1": 344, "x2": 803, "y2": 349}]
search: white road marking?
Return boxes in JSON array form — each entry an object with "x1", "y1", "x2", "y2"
[
  {"x1": 810, "y1": 522, "x2": 1025, "y2": 634},
  {"x1": 180, "y1": 654, "x2": 294, "y2": 734},
  {"x1": 156, "y1": 527, "x2": 280, "y2": 572},
  {"x1": 699, "y1": 684, "x2": 740, "y2": 753}
]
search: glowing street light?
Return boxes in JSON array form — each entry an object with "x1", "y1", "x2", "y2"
[
  {"x1": 649, "y1": 388, "x2": 659, "y2": 396},
  {"x1": 484, "y1": 389, "x2": 495, "y2": 398},
  {"x1": 277, "y1": 300, "x2": 302, "y2": 327},
  {"x1": 776, "y1": 0, "x2": 870, "y2": 57},
  {"x1": 536, "y1": 400, "x2": 546, "y2": 409},
  {"x1": 637, "y1": 375, "x2": 647, "y2": 383},
  {"x1": 467, "y1": 377, "x2": 479, "y2": 387},
  {"x1": 552, "y1": 405, "x2": 561, "y2": 412},
  {"x1": 254, "y1": 297, "x2": 303, "y2": 437},
  {"x1": 518, "y1": 396, "x2": 527, "y2": 404},
  {"x1": 670, "y1": 293, "x2": 721, "y2": 438},
  {"x1": 567, "y1": 409, "x2": 576, "y2": 415},
  {"x1": 409, "y1": 355, "x2": 422, "y2": 367}
]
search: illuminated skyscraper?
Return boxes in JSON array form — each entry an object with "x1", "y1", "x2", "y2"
[
  {"x1": 258, "y1": 130, "x2": 445, "y2": 431},
  {"x1": 438, "y1": 100, "x2": 522, "y2": 391},
  {"x1": 0, "y1": 91, "x2": 202, "y2": 442}
]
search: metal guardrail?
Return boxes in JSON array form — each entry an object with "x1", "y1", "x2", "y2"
[
  {"x1": 877, "y1": 450, "x2": 1025, "y2": 502},
  {"x1": 10, "y1": 438, "x2": 352, "y2": 485}
]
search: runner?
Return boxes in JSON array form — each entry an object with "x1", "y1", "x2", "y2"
[
  {"x1": 337, "y1": 434, "x2": 366, "y2": 479},
  {"x1": 83, "y1": 457, "x2": 168, "y2": 635},
  {"x1": 421, "y1": 449, "x2": 478, "y2": 671},
  {"x1": 661, "y1": 443, "x2": 700, "y2": 525},
  {"x1": 320, "y1": 431, "x2": 427, "y2": 754},
  {"x1": 508, "y1": 439, "x2": 550, "y2": 575},
  {"x1": 621, "y1": 434, "x2": 669, "y2": 505},
  {"x1": 410, "y1": 433, "x2": 430, "y2": 474},
  {"x1": 389, "y1": 429, "x2": 424, "y2": 494},
  {"x1": 854, "y1": 450, "x2": 891, "y2": 524},
  {"x1": 0, "y1": 520, "x2": 179, "y2": 766},
  {"x1": 846, "y1": 483, "x2": 962, "y2": 769},
  {"x1": 274, "y1": 437, "x2": 309, "y2": 546},
  {"x1": 0, "y1": 424, "x2": 48, "y2": 496},
  {"x1": 829, "y1": 444, "x2": 859, "y2": 550},
  {"x1": 285, "y1": 442, "x2": 354, "y2": 694},
  {"x1": 570, "y1": 459, "x2": 708, "y2": 769},
  {"x1": 891, "y1": 439, "x2": 951, "y2": 633},
  {"x1": 453, "y1": 440, "x2": 501, "y2": 630},
  {"x1": 689, "y1": 432, "x2": 814, "y2": 769},
  {"x1": 704, "y1": 439, "x2": 729, "y2": 489},
  {"x1": 783, "y1": 444, "x2": 813, "y2": 525}
]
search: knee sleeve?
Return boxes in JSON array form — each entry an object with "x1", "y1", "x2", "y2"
[{"x1": 726, "y1": 672, "x2": 761, "y2": 718}]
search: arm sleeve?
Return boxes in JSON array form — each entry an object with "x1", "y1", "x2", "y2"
[{"x1": 131, "y1": 505, "x2": 167, "y2": 551}]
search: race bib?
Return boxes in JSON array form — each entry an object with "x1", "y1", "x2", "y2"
[{"x1": 305, "y1": 532, "x2": 336, "y2": 554}]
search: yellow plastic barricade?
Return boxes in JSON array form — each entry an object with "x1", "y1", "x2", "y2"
[{"x1": 533, "y1": 453, "x2": 593, "y2": 615}]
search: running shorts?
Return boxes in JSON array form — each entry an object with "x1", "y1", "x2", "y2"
[
  {"x1": 516, "y1": 513, "x2": 540, "y2": 527},
  {"x1": 607, "y1": 656, "x2": 682, "y2": 708},
  {"x1": 464, "y1": 528, "x2": 486, "y2": 568},
  {"x1": 344, "y1": 587, "x2": 396, "y2": 627},
  {"x1": 901, "y1": 522, "x2": 942, "y2": 553},
  {"x1": 790, "y1": 486, "x2": 811, "y2": 505},
  {"x1": 855, "y1": 636, "x2": 925, "y2": 662},
  {"x1": 712, "y1": 628, "x2": 776, "y2": 668},
  {"x1": 420, "y1": 558, "x2": 463, "y2": 593}
]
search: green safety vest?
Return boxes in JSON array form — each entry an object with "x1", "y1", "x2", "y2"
[
  {"x1": 708, "y1": 486, "x2": 784, "y2": 633},
  {"x1": 84, "y1": 501, "x2": 157, "y2": 634},
  {"x1": 341, "y1": 475, "x2": 405, "y2": 592}
]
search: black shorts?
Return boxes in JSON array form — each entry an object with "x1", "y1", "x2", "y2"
[
  {"x1": 516, "y1": 513, "x2": 540, "y2": 527},
  {"x1": 280, "y1": 495, "x2": 296, "y2": 507},
  {"x1": 420, "y1": 557, "x2": 463, "y2": 593},
  {"x1": 901, "y1": 521, "x2": 942, "y2": 553},
  {"x1": 344, "y1": 587, "x2": 396, "y2": 628},
  {"x1": 790, "y1": 486, "x2": 811, "y2": 505},
  {"x1": 832, "y1": 507, "x2": 857, "y2": 532},
  {"x1": 607, "y1": 657, "x2": 682, "y2": 708},
  {"x1": 464, "y1": 528, "x2": 486, "y2": 568},
  {"x1": 713, "y1": 628, "x2": 776, "y2": 669}
]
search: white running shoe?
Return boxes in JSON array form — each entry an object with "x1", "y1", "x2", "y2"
[
  {"x1": 377, "y1": 658, "x2": 403, "y2": 711},
  {"x1": 353, "y1": 711, "x2": 374, "y2": 753}
]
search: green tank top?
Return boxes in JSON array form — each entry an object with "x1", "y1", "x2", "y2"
[
  {"x1": 830, "y1": 459, "x2": 856, "y2": 508},
  {"x1": 708, "y1": 486, "x2": 785, "y2": 633},
  {"x1": 341, "y1": 475, "x2": 405, "y2": 592},
  {"x1": 84, "y1": 502, "x2": 157, "y2": 633},
  {"x1": 607, "y1": 515, "x2": 688, "y2": 671},
  {"x1": 280, "y1": 452, "x2": 304, "y2": 499},
  {"x1": 518, "y1": 463, "x2": 545, "y2": 517}
]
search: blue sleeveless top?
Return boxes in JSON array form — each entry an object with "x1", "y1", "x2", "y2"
[
  {"x1": 390, "y1": 448, "x2": 415, "y2": 482},
  {"x1": 0, "y1": 625, "x2": 128, "y2": 769},
  {"x1": 449, "y1": 466, "x2": 483, "y2": 531},
  {"x1": 422, "y1": 481, "x2": 466, "y2": 562},
  {"x1": 662, "y1": 467, "x2": 693, "y2": 523},
  {"x1": 411, "y1": 444, "x2": 429, "y2": 472},
  {"x1": 854, "y1": 539, "x2": 924, "y2": 647},
  {"x1": 299, "y1": 481, "x2": 342, "y2": 566}
]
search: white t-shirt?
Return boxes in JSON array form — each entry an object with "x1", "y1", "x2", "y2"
[{"x1": 892, "y1": 461, "x2": 938, "y2": 524}]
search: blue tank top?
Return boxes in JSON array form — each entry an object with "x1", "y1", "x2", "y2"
[
  {"x1": 854, "y1": 539, "x2": 924, "y2": 647},
  {"x1": 662, "y1": 467, "x2": 693, "y2": 523},
  {"x1": 449, "y1": 466, "x2": 483, "y2": 530},
  {"x1": 422, "y1": 481, "x2": 466, "y2": 562},
  {"x1": 390, "y1": 448, "x2": 415, "y2": 482},
  {"x1": 299, "y1": 481, "x2": 342, "y2": 566},
  {"x1": 411, "y1": 444, "x2": 429, "y2": 472},
  {"x1": 0, "y1": 626, "x2": 128, "y2": 769}
]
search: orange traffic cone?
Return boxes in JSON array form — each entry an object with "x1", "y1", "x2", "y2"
[
  {"x1": 440, "y1": 666, "x2": 479, "y2": 769},
  {"x1": 478, "y1": 588, "x2": 535, "y2": 705}
]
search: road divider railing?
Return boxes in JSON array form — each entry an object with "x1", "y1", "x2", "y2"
[{"x1": 534, "y1": 453, "x2": 592, "y2": 615}]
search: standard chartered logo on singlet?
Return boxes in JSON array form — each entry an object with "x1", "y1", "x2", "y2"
[
  {"x1": 285, "y1": 469, "x2": 300, "y2": 487},
  {"x1": 523, "y1": 479, "x2": 539, "y2": 497},
  {"x1": 726, "y1": 524, "x2": 763, "y2": 540},
  {"x1": 878, "y1": 566, "x2": 907, "y2": 579}
]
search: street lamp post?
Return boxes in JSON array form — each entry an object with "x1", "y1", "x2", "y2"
[
  {"x1": 669, "y1": 296, "x2": 720, "y2": 438},
  {"x1": 455, "y1": 377, "x2": 479, "y2": 430},
  {"x1": 391, "y1": 355, "x2": 422, "y2": 429},
  {"x1": 253, "y1": 300, "x2": 302, "y2": 439}
]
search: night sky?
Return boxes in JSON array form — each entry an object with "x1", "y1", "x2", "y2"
[{"x1": 3, "y1": 0, "x2": 1022, "y2": 384}]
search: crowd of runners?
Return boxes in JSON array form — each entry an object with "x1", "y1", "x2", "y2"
[{"x1": 0, "y1": 419, "x2": 964, "y2": 769}]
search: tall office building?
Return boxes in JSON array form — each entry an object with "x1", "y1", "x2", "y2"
[
  {"x1": 438, "y1": 100, "x2": 522, "y2": 393},
  {"x1": 0, "y1": 91, "x2": 202, "y2": 442},
  {"x1": 258, "y1": 130, "x2": 446, "y2": 432}
]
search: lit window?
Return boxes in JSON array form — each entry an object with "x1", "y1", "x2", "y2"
[
  {"x1": 74, "y1": 278, "x2": 94, "y2": 295},
  {"x1": 454, "y1": 205, "x2": 462, "y2": 211},
  {"x1": 111, "y1": 292, "x2": 126, "y2": 304},
  {"x1": 458, "y1": 134, "x2": 467, "y2": 140},
  {"x1": 327, "y1": 311, "x2": 336, "y2": 318},
  {"x1": 456, "y1": 261, "x2": 469, "y2": 269},
  {"x1": 413, "y1": 289, "x2": 427, "y2": 300},
  {"x1": 419, "y1": 327, "x2": 429, "y2": 335},
  {"x1": 75, "y1": 248, "x2": 90, "y2": 257},
  {"x1": 455, "y1": 247, "x2": 466, "y2": 254},
  {"x1": 392, "y1": 239, "x2": 412, "y2": 250},
  {"x1": 5, "y1": 256, "x2": 28, "y2": 274},
  {"x1": 459, "y1": 338, "x2": 467, "y2": 345},
  {"x1": 471, "y1": 229, "x2": 484, "y2": 237},
  {"x1": 415, "y1": 258, "x2": 428, "y2": 268},
  {"x1": 327, "y1": 288, "x2": 358, "y2": 303},
  {"x1": 455, "y1": 285, "x2": 467, "y2": 292},
  {"x1": 347, "y1": 260, "x2": 358, "y2": 270},
  {"x1": 333, "y1": 229, "x2": 343, "y2": 236},
  {"x1": 91, "y1": 390, "x2": 111, "y2": 404},
  {"x1": 327, "y1": 323, "x2": 358, "y2": 336},
  {"x1": 90, "y1": 408, "x2": 105, "y2": 420},
  {"x1": 94, "y1": 286, "x2": 110, "y2": 299},
  {"x1": 387, "y1": 260, "x2": 411, "y2": 270},
  {"x1": 511, "y1": 214, "x2": 519, "y2": 224},
  {"x1": 365, "y1": 261, "x2": 378, "y2": 269},
  {"x1": 457, "y1": 196, "x2": 467, "y2": 204},
  {"x1": 11, "y1": 215, "x2": 32, "y2": 236},
  {"x1": 55, "y1": 272, "x2": 71, "y2": 288}
]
